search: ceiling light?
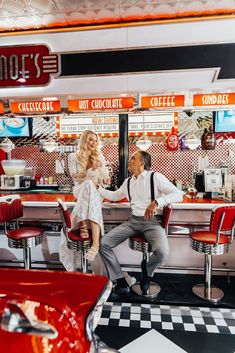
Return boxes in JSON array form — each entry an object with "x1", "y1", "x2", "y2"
[
  {"x1": 42, "y1": 140, "x2": 58, "y2": 153},
  {"x1": 136, "y1": 137, "x2": 152, "y2": 151},
  {"x1": 186, "y1": 138, "x2": 201, "y2": 150},
  {"x1": 0, "y1": 138, "x2": 15, "y2": 153}
]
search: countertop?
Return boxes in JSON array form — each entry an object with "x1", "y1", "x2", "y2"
[{"x1": 0, "y1": 191, "x2": 232, "y2": 210}]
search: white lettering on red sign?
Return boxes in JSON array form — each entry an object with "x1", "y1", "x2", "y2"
[
  {"x1": 150, "y1": 96, "x2": 175, "y2": 107},
  {"x1": 17, "y1": 101, "x2": 54, "y2": 113},
  {"x1": 91, "y1": 98, "x2": 123, "y2": 109},
  {"x1": 0, "y1": 53, "x2": 40, "y2": 81},
  {"x1": 201, "y1": 94, "x2": 229, "y2": 105}
]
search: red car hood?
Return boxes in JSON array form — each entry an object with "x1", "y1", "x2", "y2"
[{"x1": 0, "y1": 269, "x2": 109, "y2": 315}]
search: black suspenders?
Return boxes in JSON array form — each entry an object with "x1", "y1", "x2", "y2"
[{"x1": 127, "y1": 172, "x2": 155, "y2": 202}]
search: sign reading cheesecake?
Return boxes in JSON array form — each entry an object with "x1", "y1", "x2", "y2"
[
  {"x1": 68, "y1": 97, "x2": 133, "y2": 111},
  {"x1": 141, "y1": 95, "x2": 185, "y2": 108},
  {"x1": 10, "y1": 100, "x2": 61, "y2": 114},
  {"x1": 193, "y1": 93, "x2": 235, "y2": 106},
  {"x1": 0, "y1": 44, "x2": 60, "y2": 87}
]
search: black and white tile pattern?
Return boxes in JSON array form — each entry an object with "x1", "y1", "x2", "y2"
[{"x1": 99, "y1": 302, "x2": 235, "y2": 335}]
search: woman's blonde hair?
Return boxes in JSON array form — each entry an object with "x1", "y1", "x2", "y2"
[{"x1": 76, "y1": 130, "x2": 101, "y2": 171}]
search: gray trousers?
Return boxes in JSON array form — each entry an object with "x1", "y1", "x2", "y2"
[{"x1": 99, "y1": 215, "x2": 169, "y2": 282}]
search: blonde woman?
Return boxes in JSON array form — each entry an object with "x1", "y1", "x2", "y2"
[{"x1": 68, "y1": 130, "x2": 109, "y2": 261}]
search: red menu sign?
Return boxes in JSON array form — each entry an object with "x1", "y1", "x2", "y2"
[
  {"x1": 193, "y1": 93, "x2": 235, "y2": 106},
  {"x1": 68, "y1": 97, "x2": 134, "y2": 111},
  {"x1": 141, "y1": 95, "x2": 185, "y2": 108},
  {"x1": 10, "y1": 100, "x2": 61, "y2": 114},
  {"x1": 0, "y1": 101, "x2": 3, "y2": 114},
  {"x1": 0, "y1": 44, "x2": 60, "y2": 87}
]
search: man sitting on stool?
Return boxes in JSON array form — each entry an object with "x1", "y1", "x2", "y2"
[{"x1": 97, "y1": 150, "x2": 183, "y2": 300}]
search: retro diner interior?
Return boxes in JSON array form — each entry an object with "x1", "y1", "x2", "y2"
[{"x1": 0, "y1": 1, "x2": 235, "y2": 352}]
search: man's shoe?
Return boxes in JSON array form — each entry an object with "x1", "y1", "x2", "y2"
[
  {"x1": 108, "y1": 285, "x2": 131, "y2": 301},
  {"x1": 139, "y1": 277, "x2": 151, "y2": 295}
]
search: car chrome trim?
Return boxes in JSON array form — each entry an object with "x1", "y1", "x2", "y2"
[
  {"x1": 1, "y1": 301, "x2": 58, "y2": 339},
  {"x1": 86, "y1": 280, "x2": 112, "y2": 341}
]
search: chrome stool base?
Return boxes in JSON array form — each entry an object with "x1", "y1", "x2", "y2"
[
  {"x1": 132, "y1": 281, "x2": 161, "y2": 298},
  {"x1": 192, "y1": 284, "x2": 224, "y2": 303}
]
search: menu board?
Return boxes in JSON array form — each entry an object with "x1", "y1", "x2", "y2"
[
  {"x1": 129, "y1": 113, "x2": 175, "y2": 133},
  {"x1": 59, "y1": 115, "x2": 119, "y2": 136},
  {"x1": 58, "y1": 112, "x2": 176, "y2": 137}
]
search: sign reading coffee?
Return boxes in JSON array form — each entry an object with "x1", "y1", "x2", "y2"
[{"x1": 0, "y1": 44, "x2": 60, "y2": 87}]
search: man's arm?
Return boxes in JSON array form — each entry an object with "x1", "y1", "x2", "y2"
[
  {"x1": 97, "y1": 179, "x2": 128, "y2": 201},
  {"x1": 144, "y1": 173, "x2": 183, "y2": 220},
  {"x1": 154, "y1": 172, "x2": 183, "y2": 208}
]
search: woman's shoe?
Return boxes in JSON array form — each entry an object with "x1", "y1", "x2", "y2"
[
  {"x1": 80, "y1": 224, "x2": 89, "y2": 238},
  {"x1": 85, "y1": 246, "x2": 98, "y2": 261}
]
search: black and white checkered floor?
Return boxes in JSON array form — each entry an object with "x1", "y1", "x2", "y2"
[
  {"x1": 95, "y1": 272, "x2": 235, "y2": 353},
  {"x1": 96, "y1": 303, "x2": 235, "y2": 352},
  {"x1": 100, "y1": 302, "x2": 235, "y2": 334}
]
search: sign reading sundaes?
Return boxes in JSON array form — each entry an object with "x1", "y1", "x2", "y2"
[
  {"x1": 193, "y1": 93, "x2": 235, "y2": 106},
  {"x1": 0, "y1": 44, "x2": 60, "y2": 87}
]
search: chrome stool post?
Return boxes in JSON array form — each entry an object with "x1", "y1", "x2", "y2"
[
  {"x1": 129, "y1": 235, "x2": 161, "y2": 298},
  {"x1": 190, "y1": 205, "x2": 235, "y2": 303}
]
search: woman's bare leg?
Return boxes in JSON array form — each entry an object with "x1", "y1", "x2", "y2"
[
  {"x1": 85, "y1": 220, "x2": 100, "y2": 261},
  {"x1": 80, "y1": 220, "x2": 89, "y2": 238},
  {"x1": 90, "y1": 220, "x2": 100, "y2": 250}
]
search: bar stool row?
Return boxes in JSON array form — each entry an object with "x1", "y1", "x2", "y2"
[{"x1": 0, "y1": 195, "x2": 234, "y2": 303}]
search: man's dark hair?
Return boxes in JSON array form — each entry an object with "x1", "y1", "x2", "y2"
[{"x1": 139, "y1": 150, "x2": 151, "y2": 170}]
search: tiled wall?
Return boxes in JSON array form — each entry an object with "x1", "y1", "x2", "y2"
[
  {"x1": 8, "y1": 113, "x2": 235, "y2": 187},
  {"x1": 11, "y1": 141, "x2": 235, "y2": 187}
]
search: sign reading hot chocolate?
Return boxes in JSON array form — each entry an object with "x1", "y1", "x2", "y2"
[
  {"x1": 10, "y1": 100, "x2": 61, "y2": 114},
  {"x1": 68, "y1": 97, "x2": 134, "y2": 111},
  {"x1": 0, "y1": 44, "x2": 60, "y2": 87}
]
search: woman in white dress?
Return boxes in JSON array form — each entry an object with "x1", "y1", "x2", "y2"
[{"x1": 68, "y1": 130, "x2": 109, "y2": 261}]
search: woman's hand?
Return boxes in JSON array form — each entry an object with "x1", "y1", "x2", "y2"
[
  {"x1": 144, "y1": 200, "x2": 158, "y2": 220},
  {"x1": 73, "y1": 171, "x2": 87, "y2": 181},
  {"x1": 102, "y1": 177, "x2": 110, "y2": 185},
  {"x1": 92, "y1": 160, "x2": 101, "y2": 170}
]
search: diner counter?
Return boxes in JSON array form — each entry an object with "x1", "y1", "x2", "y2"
[
  {"x1": 0, "y1": 192, "x2": 231, "y2": 209},
  {"x1": 0, "y1": 191, "x2": 234, "y2": 273}
]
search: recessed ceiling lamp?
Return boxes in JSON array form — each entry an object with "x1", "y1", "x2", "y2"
[
  {"x1": 0, "y1": 137, "x2": 15, "y2": 153},
  {"x1": 42, "y1": 140, "x2": 58, "y2": 153},
  {"x1": 186, "y1": 137, "x2": 201, "y2": 150},
  {"x1": 136, "y1": 136, "x2": 152, "y2": 151}
]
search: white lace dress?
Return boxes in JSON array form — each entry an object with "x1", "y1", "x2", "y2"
[{"x1": 59, "y1": 152, "x2": 109, "y2": 272}]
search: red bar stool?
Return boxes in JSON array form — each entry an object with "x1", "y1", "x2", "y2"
[
  {"x1": 0, "y1": 195, "x2": 44, "y2": 269},
  {"x1": 57, "y1": 198, "x2": 92, "y2": 273},
  {"x1": 190, "y1": 205, "x2": 235, "y2": 303},
  {"x1": 129, "y1": 205, "x2": 172, "y2": 298}
]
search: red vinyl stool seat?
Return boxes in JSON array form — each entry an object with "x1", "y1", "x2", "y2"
[
  {"x1": 0, "y1": 195, "x2": 44, "y2": 269},
  {"x1": 129, "y1": 206, "x2": 172, "y2": 298},
  {"x1": 190, "y1": 205, "x2": 235, "y2": 303},
  {"x1": 57, "y1": 198, "x2": 92, "y2": 272}
]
